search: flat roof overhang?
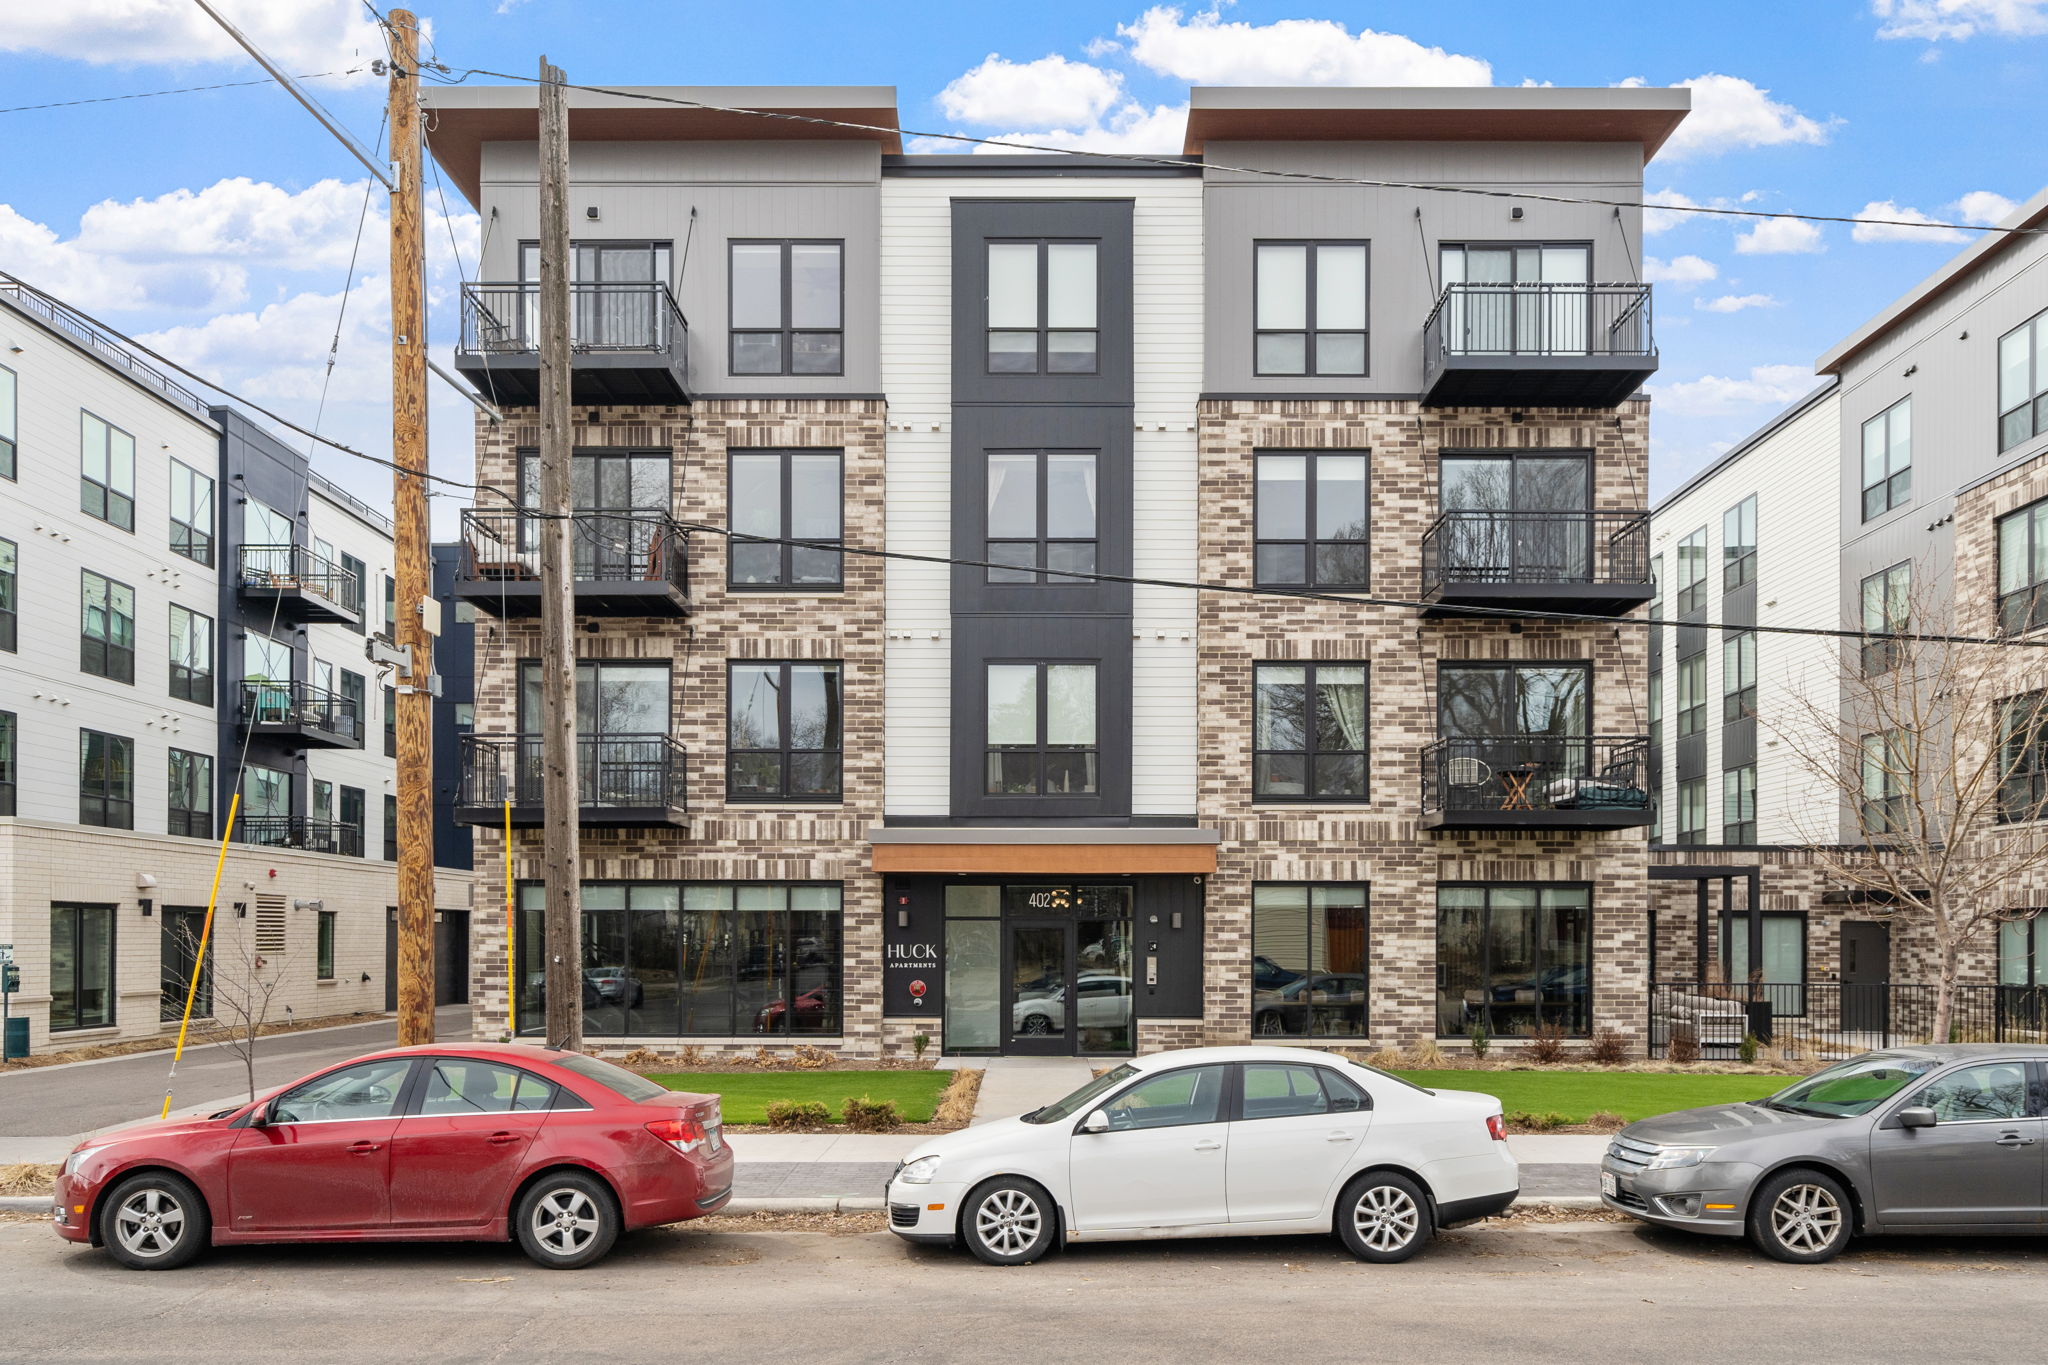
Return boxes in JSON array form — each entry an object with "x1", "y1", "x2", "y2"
[
  {"x1": 1183, "y1": 86, "x2": 1691, "y2": 158},
  {"x1": 869, "y1": 827, "x2": 1220, "y2": 876}
]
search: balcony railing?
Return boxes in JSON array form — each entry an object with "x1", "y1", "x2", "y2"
[
  {"x1": 1420, "y1": 509, "x2": 1654, "y2": 614},
  {"x1": 455, "y1": 281, "x2": 690, "y2": 404},
  {"x1": 456, "y1": 732, "x2": 689, "y2": 827},
  {"x1": 238, "y1": 817, "x2": 363, "y2": 857},
  {"x1": 241, "y1": 681, "x2": 363, "y2": 747},
  {"x1": 0, "y1": 281, "x2": 213, "y2": 421},
  {"x1": 453, "y1": 507, "x2": 691, "y2": 617},
  {"x1": 238, "y1": 543, "x2": 363, "y2": 621},
  {"x1": 1421, "y1": 282, "x2": 1656, "y2": 408},
  {"x1": 1420, "y1": 735, "x2": 1653, "y2": 830}
]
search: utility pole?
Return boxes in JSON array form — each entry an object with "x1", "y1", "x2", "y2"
[
  {"x1": 388, "y1": 10, "x2": 436, "y2": 1046},
  {"x1": 537, "y1": 56, "x2": 584, "y2": 1049}
]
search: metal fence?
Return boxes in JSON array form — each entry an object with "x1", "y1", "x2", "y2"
[
  {"x1": 1649, "y1": 980, "x2": 2048, "y2": 1058},
  {"x1": 458, "y1": 280, "x2": 687, "y2": 355},
  {"x1": 1423, "y1": 281, "x2": 1654, "y2": 377},
  {"x1": 1421, "y1": 509, "x2": 1652, "y2": 592},
  {"x1": 238, "y1": 543, "x2": 364, "y2": 616},
  {"x1": 238, "y1": 817, "x2": 363, "y2": 857},
  {"x1": 1421, "y1": 735, "x2": 1652, "y2": 817}
]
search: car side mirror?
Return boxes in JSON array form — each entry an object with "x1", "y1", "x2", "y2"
[
  {"x1": 1897, "y1": 1106, "x2": 1938, "y2": 1130},
  {"x1": 247, "y1": 1103, "x2": 269, "y2": 1129},
  {"x1": 1079, "y1": 1109, "x2": 1110, "y2": 1135}
]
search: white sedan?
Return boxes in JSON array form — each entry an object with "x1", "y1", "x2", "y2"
[{"x1": 887, "y1": 1045, "x2": 1516, "y2": 1265}]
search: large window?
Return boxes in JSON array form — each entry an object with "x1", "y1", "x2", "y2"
[
  {"x1": 1677, "y1": 777, "x2": 1706, "y2": 844},
  {"x1": 1861, "y1": 561, "x2": 1911, "y2": 674},
  {"x1": 1676, "y1": 655, "x2": 1706, "y2": 737},
  {"x1": 79, "y1": 729, "x2": 133, "y2": 829},
  {"x1": 1999, "y1": 916, "x2": 2048, "y2": 988},
  {"x1": 1438, "y1": 243, "x2": 1593, "y2": 356},
  {"x1": 1438, "y1": 663, "x2": 1588, "y2": 739},
  {"x1": 1254, "y1": 242, "x2": 1368, "y2": 376},
  {"x1": 159, "y1": 907, "x2": 211, "y2": 1023},
  {"x1": 1253, "y1": 662, "x2": 1367, "y2": 801},
  {"x1": 1997, "y1": 691, "x2": 2048, "y2": 824},
  {"x1": 80, "y1": 412, "x2": 135, "y2": 531},
  {"x1": 729, "y1": 240, "x2": 843, "y2": 376},
  {"x1": 1675, "y1": 527, "x2": 1707, "y2": 614},
  {"x1": 985, "y1": 662, "x2": 1096, "y2": 797},
  {"x1": 516, "y1": 881, "x2": 843, "y2": 1038},
  {"x1": 1722, "y1": 631, "x2": 1756, "y2": 723},
  {"x1": 2000, "y1": 308, "x2": 2048, "y2": 452},
  {"x1": 728, "y1": 449, "x2": 843, "y2": 588},
  {"x1": 1254, "y1": 451, "x2": 1368, "y2": 588},
  {"x1": 727, "y1": 661, "x2": 842, "y2": 801},
  {"x1": 0, "y1": 363, "x2": 15, "y2": 480},
  {"x1": 81, "y1": 571, "x2": 135, "y2": 684},
  {"x1": 986, "y1": 239, "x2": 1097, "y2": 375},
  {"x1": 1997, "y1": 497, "x2": 2048, "y2": 635},
  {"x1": 1720, "y1": 912, "x2": 1806, "y2": 996},
  {"x1": 168, "y1": 748, "x2": 212, "y2": 839},
  {"x1": 169, "y1": 604, "x2": 213, "y2": 706},
  {"x1": 50, "y1": 903, "x2": 116, "y2": 1031},
  {"x1": 1436, "y1": 884, "x2": 1592, "y2": 1037},
  {"x1": 0, "y1": 538, "x2": 14, "y2": 653},
  {"x1": 1436, "y1": 450, "x2": 1592, "y2": 584},
  {"x1": 986, "y1": 450, "x2": 1097, "y2": 584},
  {"x1": 1251, "y1": 884, "x2": 1368, "y2": 1037},
  {"x1": 1860, "y1": 731, "x2": 1907, "y2": 834},
  {"x1": 516, "y1": 448, "x2": 672, "y2": 580},
  {"x1": 169, "y1": 460, "x2": 214, "y2": 566},
  {"x1": 1722, "y1": 495, "x2": 1757, "y2": 590},
  {"x1": 1861, "y1": 398, "x2": 1911, "y2": 521},
  {"x1": 1723, "y1": 764, "x2": 1757, "y2": 845}
]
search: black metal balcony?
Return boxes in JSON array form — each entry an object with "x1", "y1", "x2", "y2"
[
  {"x1": 1420, "y1": 735, "x2": 1654, "y2": 832},
  {"x1": 451, "y1": 507, "x2": 691, "y2": 618},
  {"x1": 1420, "y1": 510, "x2": 1654, "y2": 616},
  {"x1": 454, "y1": 733, "x2": 689, "y2": 828},
  {"x1": 237, "y1": 544, "x2": 363, "y2": 626},
  {"x1": 455, "y1": 281, "x2": 690, "y2": 406},
  {"x1": 1421, "y1": 283, "x2": 1656, "y2": 409},
  {"x1": 240, "y1": 681, "x2": 364, "y2": 750},
  {"x1": 238, "y1": 817, "x2": 364, "y2": 857}
]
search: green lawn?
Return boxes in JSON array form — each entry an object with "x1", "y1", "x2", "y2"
[
  {"x1": 1391, "y1": 1070, "x2": 1798, "y2": 1123},
  {"x1": 646, "y1": 1070, "x2": 955, "y2": 1125}
]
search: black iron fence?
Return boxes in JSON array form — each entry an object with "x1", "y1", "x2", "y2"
[
  {"x1": 1421, "y1": 735, "x2": 1652, "y2": 817},
  {"x1": 459, "y1": 733, "x2": 689, "y2": 816},
  {"x1": 1649, "y1": 980, "x2": 2048, "y2": 1057},
  {"x1": 241, "y1": 681, "x2": 362, "y2": 742},
  {"x1": 238, "y1": 817, "x2": 363, "y2": 857},
  {"x1": 238, "y1": 543, "x2": 363, "y2": 616},
  {"x1": 457, "y1": 507, "x2": 689, "y2": 595},
  {"x1": 1421, "y1": 509, "x2": 1652, "y2": 592},
  {"x1": 459, "y1": 280, "x2": 687, "y2": 356},
  {"x1": 1423, "y1": 281, "x2": 1654, "y2": 378}
]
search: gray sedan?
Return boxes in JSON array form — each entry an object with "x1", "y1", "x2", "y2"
[{"x1": 1602, "y1": 1043, "x2": 2048, "y2": 1262}]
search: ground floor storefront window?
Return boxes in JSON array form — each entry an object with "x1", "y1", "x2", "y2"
[
  {"x1": 1436, "y1": 884, "x2": 1592, "y2": 1038},
  {"x1": 1719, "y1": 911, "x2": 1807, "y2": 1015},
  {"x1": 515, "y1": 882, "x2": 841, "y2": 1037},
  {"x1": 1250, "y1": 884, "x2": 1368, "y2": 1038}
]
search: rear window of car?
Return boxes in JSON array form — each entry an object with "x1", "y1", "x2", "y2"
[{"x1": 551, "y1": 1053, "x2": 670, "y2": 1103}]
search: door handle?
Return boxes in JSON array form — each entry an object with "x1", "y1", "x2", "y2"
[
  {"x1": 487, "y1": 1132, "x2": 521, "y2": 1145},
  {"x1": 1994, "y1": 1133, "x2": 2038, "y2": 1147},
  {"x1": 1193, "y1": 1140, "x2": 1222, "y2": 1152},
  {"x1": 1326, "y1": 1132, "x2": 1355, "y2": 1143},
  {"x1": 346, "y1": 1141, "x2": 381, "y2": 1155}
]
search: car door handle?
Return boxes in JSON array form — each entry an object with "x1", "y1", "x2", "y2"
[
  {"x1": 1994, "y1": 1133, "x2": 2038, "y2": 1147},
  {"x1": 1326, "y1": 1132, "x2": 1355, "y2": 1143},
  {"x1": 487, "y1": 1132, "x2": 521, "y2": 1145},
  {"x1": 1193, "y1": 1140, "x2": 1222, "y2": 1152},
  {"x1": 346, "y1": 1141, "x2": 381, "y2": 1155}
]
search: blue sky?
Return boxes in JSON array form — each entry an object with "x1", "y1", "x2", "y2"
[{"x1": 3, "y1": 0, "x2": 2045, "y2": 527}]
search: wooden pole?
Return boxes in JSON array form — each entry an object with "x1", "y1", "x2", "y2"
[
  {"x1": 389, "y1": 10, "x2": 436, "y2": 1046},
  {"x1": 537, "y1": 55, "x2": 584, "y2": 1050}
]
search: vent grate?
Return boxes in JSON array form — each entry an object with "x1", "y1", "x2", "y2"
[{"x1": 254, "y1": 895, "x2": 288, "y2": 954}]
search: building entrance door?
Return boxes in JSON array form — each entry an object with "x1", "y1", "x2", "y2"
[
  {"x1": 1841, "y1": 920, "x2": 1891, "y2": 1037},
  {"x1": 999, "y1": 884, "x2": 1135, "y2": 1057}
]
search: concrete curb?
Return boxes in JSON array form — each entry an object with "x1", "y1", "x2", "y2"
[{"x1": 2, "y1": 1197, "x2": 51, "y2": 1214}]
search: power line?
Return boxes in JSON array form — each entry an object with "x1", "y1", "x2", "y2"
[{"x1": 0, "y1": 70, "x2": 364, "y2": 115}]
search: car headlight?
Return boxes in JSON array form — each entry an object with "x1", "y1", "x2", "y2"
[
  {"x1": 62, "y1": 1146, "x2": 96, "y2": 1179},
  {"x1": 1642, "y1": 1145, "x2": 1717, "y2": 1170},
  {"x1": 897, "y1": 1156, "x2": 941, "y2": 1185}
]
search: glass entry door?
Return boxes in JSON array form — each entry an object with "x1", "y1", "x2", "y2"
[
  {"x1": 1000, "y1": 883, "x2": 1135, "y2": 1056},
  {"x1": 1006, "y1": 920, "x2": 1071, "y2": 1054}
]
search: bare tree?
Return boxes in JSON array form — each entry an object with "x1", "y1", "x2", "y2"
[
  {"x1": 1771, "y1": 569, "x2": 2048, "y2": 1042},
  {"x1": 169, "y1": 919, "x2": 302, "y2": 1104}
]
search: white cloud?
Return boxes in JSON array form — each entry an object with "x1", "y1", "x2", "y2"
[
  {"x1": 1696, "y1": 293, "x2": 1779, "y2": 312},
  {"x1": 938, "y1": 53, "x2": 1126, "y2": 129},
  {"x1": 1953, "y1": 189, "x2": 2020, "y2": 224},
  {"x1": 1651, "y1": 363, "x2": 1816, "y2": 415},
  {"x1": 976, "y1": 103, "x2": 1192, "y2": 156},
  {"x1": 1117, "y1": 5, "x2": 1491, "y2": 85},
  {"x1": 1872, "y1": 1, "x2": 2048, "y2": 41},
  {"x1": 1652, "y1": 74, "x2": 1835, "y2": 160},
  {"x1": 1735, "y1": 217, "x2": 1825, "y2": 254},
  {"x1": 1644, "y1": 188, "x2": 1703, "y2": 234},
  {"x1": 1644, "y1": 254, "x2": 1718, "y2": 286},
  {"x1": 140, "y1": 277, "x2": 392, "y2": 406},
  {"x1": 1850, "y1": 200, "x2": 1971, "y2": 244},
  {"x1": 0, "y1": 0, "x2": 386, "y2": 81}
]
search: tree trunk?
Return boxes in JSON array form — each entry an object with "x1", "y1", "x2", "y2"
[{"x1": 1931, "y1": 950, "x2": 1960, "y2": 1046}]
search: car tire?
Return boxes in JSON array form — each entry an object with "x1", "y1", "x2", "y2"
[
  {"x1": 961, "y1": 1178, "x2": 1057, "y2": 1266},
  {"x1": 100, "y1": 1170, "x2": 210, "y2": 1271},
  {"x1": 1335, "y1": 1172, "x2": 1433, "y2": 1264},
  {"x1": 1018, "y1": 1014, "x2": 1052, "y2": 1036},
  {"x1": 1747, "y1": 1168, "x2": 1852, "y2": 1264},
  {"x1": 514, "y1": 1170, "x2": 620, "y2": 1270}
]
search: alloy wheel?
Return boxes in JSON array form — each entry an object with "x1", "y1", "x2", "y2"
[
  {"x1": 532, "y1": 1187, "x2": 600, "y2": 1258},
  {"x1": 112, "y1": 1187, "x2": 187, "y2": 1262},
  {"x1": 975, "y1": 1189, "x2": 1043, "y2": 1257},
  {"x1": 1352, "y1": 1185, "x2": 1420, "y2": 1253},
  {"x1": 1769, "y1": 1183, "x2": 1843, "y2": 1255}
]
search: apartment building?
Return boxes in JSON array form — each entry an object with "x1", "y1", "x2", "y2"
[
  {"x1": 428, "y1": 82, "x2": 1684, "y2": 1055},
  {"x1": 0, "y1": 281, "x2": 475, "y2": 1056}
]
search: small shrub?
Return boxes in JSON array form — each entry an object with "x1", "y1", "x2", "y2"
[
  {"x1": 1364, "y1": 1047, "x2": 1406, "y2": 1071},
  {"x1": 1527, "y1": 1022, "x2": 1568, "y2": 1066},
  {"x1": 1588, "y1": 1029, "x2": 1630, "y2": 1066},
  {"x1": 790, "y1": 1043, "x2": 837, "y2": 1071},
  {"x1": 1667, "y1": 1025, "x2": 1701, "y2": 1065},
  {"x1": 618, "y1": 1047, "x2": 666, "y2": 1071},
  {"x1": 751, "y1": 1046, "x2": 790, "y2": 1071},
  {"x1": 1467, "y1": 1021, "x2": 1490, "y2": 1059},
  {"x1": 677, "y1": 1045, "x2": 708, "y2": 1068},
  {"x1": 1738, "y1": 1032, "x2": 1760, "y2": 1065},
  {"x1": 910, "y1": 1033, "x2": 931, "y2": 1062},
  {"x1": 841, "y1": 1095, "x2": 901, "y2": 1133},
  {"x1": 1585, "y1": 1111, "x2": 1627, "y2": 1134},
  {"x1": 1408, "y1": 1038, "x2": 1447, "y2": 1068},
  {"x1": 765, "y1": 1100, "x2": 831, "y2": 1132},
  {"x1": 1503, "y1": 1109, "x2": 1570, "y2": 1132}
]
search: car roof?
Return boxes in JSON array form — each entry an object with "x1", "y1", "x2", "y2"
[
  {"x1": 346, "y1": 1042, "x2": 576, "y2": 1064},
  {"x1": 1126, "y1": 1045, "x2": 1363, "y2": 1070},
  {"x1": 1860, "y1": 1042, "x2": 2048, "y2": 1061}
]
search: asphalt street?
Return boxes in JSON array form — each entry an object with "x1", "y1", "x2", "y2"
[{"x1": 4, "y1": 1214, "x2": 2043, "y2": 1364}]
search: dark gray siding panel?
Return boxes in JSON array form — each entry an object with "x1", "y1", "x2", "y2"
[
  {"x1": 949, "y1": 616, "x2": 1132, "y2": 821},
  {"x1": 1135, "y1": 875, "x2": 1206, "y2": 1019},
  {"x1": 950, "y1": 198, "x2": 1134, "y2": 407},
  {"x1": 1722, "y1": 717, "x2": 1757, "y2": 771}
]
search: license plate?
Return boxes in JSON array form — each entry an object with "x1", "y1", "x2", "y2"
[{"x1": 1600, "y1": 1171, "x2": 1618, "y2": 1198}]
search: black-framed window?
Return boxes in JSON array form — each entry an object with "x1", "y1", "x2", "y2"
[
  {"x1": 79, "y1": 729, "x2": 133, "y2": 829},
  {"x1": 1254, "y1": 451, "x2": 1368, "y2": 588},
  {"x1": 1437, "y1": 662, "x2": 1590, "y2": 739},
  {"x1": 1998, "y1": 691, "x2": 2048, "y2": 824},
  {"x1": 0, "y1": 363, "x2": 16, "y2": 480},
  {"x1": 1719, "y1": 911, "x2": 1807, "y2": 994},
  {"x1": 159, "y1": 906, "x2": 211, "y2": 1023},
  {"x1": 1677, "y1": 777, "x2": 1706, "y2": 845},
  {"x1": 382, "y1": 575, "x2": 396, "y2": 637},
  {"x1": 1675, "y1": 526, "x2": 1707, "y2": 613},
  {"x1": 383, "y1": 793, "x2": 398, "y2": 862},
  {"x1": 515, "y1": 880, "x2": 844, "y2": 1038},
  {"x1": 1722, "y1": 763, "x2": 1757, "y2": 844},
  {"x1": 986, "y1": 449, "x2": 1097, "y2": 584},
  {"x1": 985, "y1": 661, "x2": 1097, "y2": 796},
  {"x1": 986, "y1": 239, "x2": 1098, "y2": 375},
  {"x1": 729, "y1": 449, "x2": 843, "y2": 588},
  {"x1": 169, "y1": 604, "x2": 212, "y2": 706},
  {"x1": 1253, "y1": 662, "x2": 1367, "y2": 801},
  {"x1": 1722, "y1": 631, "x2": 1756, "y2": 723},
  {"x1": 2000, "y1": 309, "x2": 2048, "y2": 452},
  {"x1": 317, "y1": 911, "x2": 337, "y2": 980},
  {"x1": 384, "y1": 684, "x2": 397, "y2": 758},
  {"x1": 340, "y1": 786, "x2": 365, "y2": 856},
  {"x1": 0, "y1": 537, "x2": 15, "y2": 654},
  {"x1": 50, "y1": 903, "x2": 116, "y2": 1031},
  {"x1": 1436, "y1": 884, "x2": 1592, "y2": 1038},
  {"x1": 1999, "y1": 915, "x2": 2048, "y2": 987},
  {"x1": 1861, "y1": 398, "x2": 1911, "y2": 521},
  {"x1": 727, "y1": 661, "x2": 842, "y2": 801},
  {"x1": 729, "y1": 240, "x2": 843, "y2": 376},
  {"x1": 1997, "y1": 497, "x2": 2048, "y2": 635},
  {"x1": 168, "y1": 748, "x2": 211, "y2": 839},
  {"x1": 516, "y1": 447, "x2": 673, "y2": 579},
  {"x1": 0, "y1": 710, "x2": 15, "y2": 817},
  {"x1": 339, "y1": 552, "x2": 366, "y2": 632},
  {"x1": 1861, "y1": 561, "x2": 1910, "y2": 674},
  {"x1": 340, "y1": 670, "x2": 366, "y2": 740},
  {"x1": 80, "y1": 411, "x2": 135, "y2": 531},
  {"x1": 519, "y1": 238, "x2": 676, "y2": 353},
  {"x1": 81, "y1": 570, "x2": 135, "y2": 684},
  {"x1": 1676, "y1": 655, "x2": 1706, "y2": 737},
  {"x1": 1437, "y1": 449, "x2": 1593, "y2": 583},
  {"x1": 1251, "y1": 883, "x2": 1368, "y2": 1037},
  {"x1": 169, "y1": 460, "x2": 214, "y2": 566},
  {"x1": 1861, "y1": 730, "x2": 1907, "y2": 834},
  {"x1": 1253, "y1": 241, "x2": 1368, "y2": 376},
  {"x1": 1722, "y1": 494, "x2": 1757, "y2": 590}
]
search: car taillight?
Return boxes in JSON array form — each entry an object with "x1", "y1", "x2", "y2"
[
  {"x1": 646, "y1": 1116, "x2": 709, "y2": 1155},
  {"x1": 1486, "y1": 1114, "x2": 1508, "y2": 1142}
]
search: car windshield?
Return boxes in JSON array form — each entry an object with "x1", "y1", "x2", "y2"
[
  {"x1": 1022, "y1": 1064, "x2": 1140, "y2": 1124},
  {"x1": 552, "y1": 1052, "x2": 670, "y2": 1103},
  {"x1": 1764, "y1": 1053, "x2": 1940, "y2": 1117}
]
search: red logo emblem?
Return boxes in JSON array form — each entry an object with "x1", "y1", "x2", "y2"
[{"x1": 908, "y1": 979, "x2": 928, "y2": 999}]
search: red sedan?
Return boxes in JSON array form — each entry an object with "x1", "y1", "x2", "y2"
[{"x1": 50, "y1": 1043, "x2": 731, "y2": 1271}]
